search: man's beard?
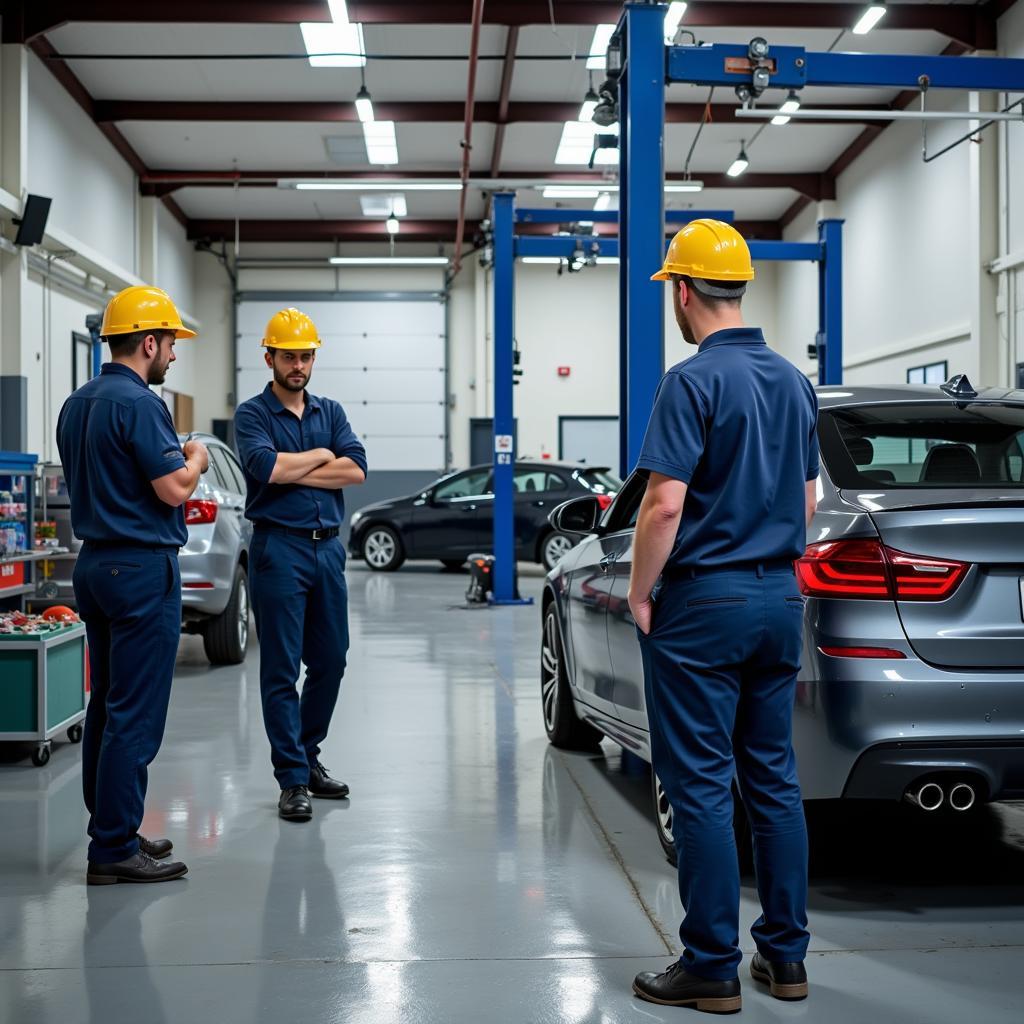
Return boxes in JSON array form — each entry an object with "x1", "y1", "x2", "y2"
[
  {"x1": 673, "y1": 287, "x2": 698, "y2": 347},
  {"x1": 147, "y1": 357, "x2": 171, "y2": 385},
  {"x1": 274, "y1": 365, "x2": 310, "y2": 392}
]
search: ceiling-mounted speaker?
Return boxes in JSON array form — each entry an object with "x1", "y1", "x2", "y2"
[{"x1": 14, "y1": 195, "x2": 52, "y2": 247}]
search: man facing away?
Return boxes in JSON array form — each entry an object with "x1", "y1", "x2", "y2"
[
  {"x1": 57, "y1": 285, "x2": 208, "y2": 885},
  {"x1": 234, "y1": 308, "x2": 367, "y2": 822},
  {"x1": 627, "y1": 220, "x2": 819, "y2": 1013}
]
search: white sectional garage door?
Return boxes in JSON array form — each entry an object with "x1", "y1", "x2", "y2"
[{"x1": 236, "y1": 297, "x2": 446, "y2": 472}]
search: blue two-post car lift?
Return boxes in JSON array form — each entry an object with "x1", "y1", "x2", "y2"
[{"x1": 487, "y1": 1, "x2": 1024, "y2": 605}]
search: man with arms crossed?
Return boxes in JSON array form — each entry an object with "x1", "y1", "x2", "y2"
[
  {"x1": 235, "y1": 308, "x2": 367, "y2": 822},
  {"x1": 628, "y1": 221, "x2": 818, "y2": 1013}
]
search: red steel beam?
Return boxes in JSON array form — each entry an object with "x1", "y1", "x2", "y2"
[
  {"x1": 490, "y1": 26, "x2": 519, "y2": 177},
  {"x1": 94, "y1": 99, "x2": 890, "y2": 127},
  {"x1": 2, "y1": 2, "x2": 992, "y2": 46},
  {"x1": 452, "y1": 0, "x2": 486, "y2": 274}
]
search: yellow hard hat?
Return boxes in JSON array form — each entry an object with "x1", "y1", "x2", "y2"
[
  {"x1": 651, "y1": 219, "x2": 755, "y2": 284},
  {"x1": 100, "y1": 285, "x2": 196, "y2": 339},
  {"x1": 261, "y1": 307, "x2": 321, "y2": 350}
]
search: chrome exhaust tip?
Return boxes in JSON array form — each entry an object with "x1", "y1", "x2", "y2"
[
  {"x1": 948, "y1": 782, "x2": 976, "y2": 812},
  {"x1": 904, "y1": 781, "x2": 945, "y2": 812}
]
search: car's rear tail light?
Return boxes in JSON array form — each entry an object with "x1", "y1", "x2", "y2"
[
  {"x1": 596, "y1": 494, "x2": 614, "y2": 511},
  {"x1": 185, "y1": 499, "x2": 218, "y2": 525},
  {"x1": 183, "y1": 582, "x2": 215, "y2": 589},
  {"x1": 819, "y1": 646, "x2": 906, "y2": 659},
  {"x1": 797, "y1": 540, "x2": 968, "y2": 602}
]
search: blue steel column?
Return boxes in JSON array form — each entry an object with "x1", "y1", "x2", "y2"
[
  {"x1": 623, "y1": 2, "x2": 666, "y2": 471},
  {"x1": 490, "y1": 192, "x2": 525, "y2": 604},
  {"x1": 617, "y1": 63, "x2": 630, "y2": 480},
  {"x1": 818, "y1": 219, "x2": 844, "y2": 386}
]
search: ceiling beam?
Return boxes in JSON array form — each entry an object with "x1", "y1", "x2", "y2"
[
  {"x1": 93, "y1": 99, "x2": 890, "y2": 128},
  {"x1": 489, "y1": 26, "x2": 519, "y2": 177},
  {"x1": 143, "y1": 169, "x2": 835, "y2": 201},
  {"x1": 186, "y1": 216, "x2": 782, "y2": 244},
  {"x1": 1, "y1": 1, "x2": 993, "y2": 47}
]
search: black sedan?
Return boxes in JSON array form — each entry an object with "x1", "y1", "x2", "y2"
[{"x1": 348, "y1": 461, "x2": 621, "y2": 572}]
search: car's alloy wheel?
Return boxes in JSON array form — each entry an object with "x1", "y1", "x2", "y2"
[
  {"x1": 203, "y1": 565, "x2": 249, "y2": 665},
  {"x1": 363, "y1": 526, "x2": 404, "y2": 571},
  {"x1": 541, "y1": 605, "x2": 602, "y2": 750},
  {"x1": 653, "y1": 771, "x2": 677, "y2": 864},
  {"x1": 542, "y1": 532, "x2": 574, "y2": 571},
  {"x1": 236, "y1": 575, "x2": 249, "y2": 652}
]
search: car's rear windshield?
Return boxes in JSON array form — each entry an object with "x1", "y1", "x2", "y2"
[
  {"x1": 820, "y1": 403, "x2": 1024, "y2": 488},
  {"x1": 576, "y1": 468, "x2": 622, "y2": 494}
]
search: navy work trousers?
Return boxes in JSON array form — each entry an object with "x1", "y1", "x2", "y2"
[
  {"x1": 249, "y1": 531, "x2": 350, "y2": 789},
  {"x1": 639, "y1": 566, "x2": 810, "y2": 980},
  {"x1": 73, "y1": 543, "x2": 181, "y2": 864}
]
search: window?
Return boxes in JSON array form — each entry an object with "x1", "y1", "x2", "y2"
[
  {"x1": 907, "y1": 361, "x2": 947, "y2": 385},
  {"x1": 434, "y1": 469, "x2": 492, "y2": 502},
  {"x1": 820, "y1": 404, "x2": 1024, "y2": 488},
  {"x1": 513, "y1": 469, "x2": 567, "y2": 494},
  {"x1": 577, "y1": 468, "x2": 623, "y2": 495},
  {"x1": 603, "y1": 473, "x2": 648, "y2": 532},
  {"x1": 211, "y1": 446, "x2": 245, "y2": 494}
]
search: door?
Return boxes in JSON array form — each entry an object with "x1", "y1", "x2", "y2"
[
  {"x1": 411, "y1": 467, "x2": 493, "y2": 558},
  {"x1": 470, "y1": 418, "x2": 517, "y2": 467},
  {"x1": 207, "y1": 444, "x2": 248, "y2": 561},
  {"x1": 560, "y1": 416, "x2": 619, "y2": 469},
  {"x1": 511, "y1": 467, "x2": 570, "y2": 558},
  {"x1": 604, "y1": 475, "x2": 652, "y2": 729}
]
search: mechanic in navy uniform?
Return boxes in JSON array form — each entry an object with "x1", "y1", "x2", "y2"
[
  {"x1": 628, "y1": 221, "x2": 818, "y2": 1013},
  {"x1": 234, "y1": 308, "x2": 367, "y2": 823},
  {"x1": 56, "y1": 285, "x2": 207, "y2": 885}
]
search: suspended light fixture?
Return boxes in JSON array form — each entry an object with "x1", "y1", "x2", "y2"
[
  {"x1": 355, "y1": 84, "x2": 374, "y2": 123},
  {"x1": 771, "y1": 90, "x2": 802, "y2": 126},
  {"x1": 727, "y1": 145, "x2": 749, "y2": 178},
  {"x1": 663, "y1": 2, "x2": 688, "y2": 44},
  {"x1": 385, "y1": 212, "x2": 400, "y2": 234},
  {"x1": 852, "y1": 3, "x2": 886, "y2": 36}
]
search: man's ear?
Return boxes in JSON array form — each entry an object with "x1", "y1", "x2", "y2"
[
  {"x1": 677, "y1": 278, "x2": 690, "y2": 307},
  {"x1": 144, "y1": 333, "x2": 159, "y2": 359},
  {"x1": 264, "y1": 351, "x2": 274, "y2": 369}
]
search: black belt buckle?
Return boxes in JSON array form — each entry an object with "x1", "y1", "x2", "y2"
[
  {"x1": 312, "y1": 528, "x2": 334, "y2": 541},
  {"x1": 312, "y1": 528, "x2": 325, "y2": 541}
]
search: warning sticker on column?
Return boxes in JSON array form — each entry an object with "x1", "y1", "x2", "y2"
[{"x1": 495, "y1": 435, "x2": 514, "y2": 454}]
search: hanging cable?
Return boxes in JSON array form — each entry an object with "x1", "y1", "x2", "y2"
[
  {"x1": 682, "y1": 87, "x2": 715, "y2": 179},
  {"x1": 923, "y1": 96, "x2": 1024, "y2": 164}
]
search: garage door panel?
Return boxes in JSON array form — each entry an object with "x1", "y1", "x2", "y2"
[
  {"x1": 351, "y1": 402, "x2": 445, "y2": 436},
  {"x1": 237, "y1": 332, "x2": 444, "y2": 371},
  {"x1": 237, "y1": 301, "x2": 444, "y2": 339},
  {"x1": 364, "y1": 436, "x2": 447, "y2": 472},
  {"x1": 305, "y1": 368, "x2": 445, "y2": 403}
]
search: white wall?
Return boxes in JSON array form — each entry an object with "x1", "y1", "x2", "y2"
[{"x1": 25, "y1": 52, "x2": 137, "y2": 271}]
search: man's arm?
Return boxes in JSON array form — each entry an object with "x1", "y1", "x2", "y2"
[
  {"x1": 269, "y1": 449, "x2": 335, "y2": 485},
  {"x1": 627, "y1": 472, "x2": 687, "y2": 635},
  {"x1": 805, "y1": 478, "x2": 818, "y2": 527},
  {"x1": 152, "y1": 445, "x2": 207, "y2": 507},
  {"x1": 293, "y1": 457, "x2": 366, "y2": 491}
]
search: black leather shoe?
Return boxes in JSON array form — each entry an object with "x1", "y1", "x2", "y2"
[
  {"x1": 279, "y1": 785, "x2": 313, "y2": 821},
  {"x1": 750, "y1": 953, "x2": 808, "y2": 1000},
  {"x1": 138, "y1": 835, "x2": 173, "y2": 860},
  {"x1": 633, "y1": 962, "x2": 742, "y2": 1014},
  {"x1": 87, "y1": 851, "x2": 188, "y2": 886},
  {"x1": 308, "y1": 761, "x2": 350, "y2": 799}
]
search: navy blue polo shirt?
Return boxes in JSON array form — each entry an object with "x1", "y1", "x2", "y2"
[
  {"x1": 636, "y1": 327, "x2": 818, "y2": 569},
  {"x1": 55, "y1": 363, "x2": 188, "y2": 547},
  {"x1": 234, "y1": 384, "x2": 368, "y2": 530}
]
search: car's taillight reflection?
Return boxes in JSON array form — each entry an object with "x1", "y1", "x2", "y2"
[
  {"x1": 797, "y1": 539, "x2": 968, "y2": 601},
  {"x1": 185, "y1": 499, "x2": 218, "y2": 525},
  {"x1": 596, "y1": 494, "x2": 614, "y2": 511}
]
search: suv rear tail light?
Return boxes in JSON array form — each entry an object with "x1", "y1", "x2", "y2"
[
  {"x1": 797, "y1": 539, "x2": 967, "y2": 601},
  {"x1": 185, "y1": 499, "x2": 218, "y2": 525},
  {"x1": 819, "y1": 646, "x2": 906, "y2": 659}
]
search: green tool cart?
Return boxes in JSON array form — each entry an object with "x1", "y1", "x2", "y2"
[{"x1": 0, "y1": 622, "x2": 87, "y2": 766}]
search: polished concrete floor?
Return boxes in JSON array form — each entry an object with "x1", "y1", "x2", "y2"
[{"x1": 2, "y1": 563, "x2": 1023, "y2": 1023}]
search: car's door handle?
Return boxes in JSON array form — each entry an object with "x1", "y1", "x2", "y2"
[
  {"x1": 462, "y1": 504, "x2": 477, "y2": 512},
  {"x1": 532, "y1": 500, "x2": 546, "y2": 508},
  {"x1": 599, "y1": 552, "x2": 620, "y2": 572}
]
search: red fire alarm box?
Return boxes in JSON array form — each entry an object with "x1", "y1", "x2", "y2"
[{"x1": 557, "y1": 366, "x2": 571, "y2": 378}]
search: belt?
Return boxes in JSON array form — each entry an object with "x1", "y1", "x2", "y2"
[
  {"x1": 665, "y1": 558, "x2": 794, "y2": 580},
  {"x1": 82, "y1": 540, "x2": 179, "y2": 552},
  {"x1": 254, "y1": 524, "x2": 340, "y2": 542}
]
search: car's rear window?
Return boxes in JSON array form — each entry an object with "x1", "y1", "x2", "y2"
[
  {"x1": 576, "y1": 468, "x2": 622, "y2": 494},
  {"x1": 820, "y1": 403, "x2": 1024, "y2": 488}
]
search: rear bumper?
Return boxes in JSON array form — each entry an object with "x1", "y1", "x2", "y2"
[{"x1": 843, "y1": 741, "x2": 1024, "y2": 802}]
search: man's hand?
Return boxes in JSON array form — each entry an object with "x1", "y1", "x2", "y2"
[
  {"x1": 628, "y1": 589, "x2": 654, "y2": 636},
  {"x1": 183, "y1": 440, "x2": 209, "y2": 473}
]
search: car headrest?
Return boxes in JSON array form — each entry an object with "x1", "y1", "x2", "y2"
[
  {"x1": 920, "y1": 443, "x2": 981, "y2": 484},
  {"x1": 845, "y1": 436, "x2": 874, "y2": 466}
]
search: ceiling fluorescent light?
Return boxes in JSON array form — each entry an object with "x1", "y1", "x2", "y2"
[
  {"x1": 289, "y1": 181, "x2": 460, "y2": 191},
  {"x1": 664, "y1": 3, "x2": 688, "y2": 44},
  {"x1": 363, "y1": 120, "x2": 398, "y2": 165},
  {"x1": 355, "y1": 85, "x2": 374, "y2": 123},
  {"x1": 555, "y1": 120, "x2": 618, "y2": 165},
  {"x1": 328, "y1": 256, "x2": 450, "y2": 266},
  {"x1": 771, "y1": 90, "x2": 802, "y2": 126},
  {"x1": 596, "y1": 256, "x2": 619, "y2": 265},
  {"x1": 727, "y1": 146, "x2": 749, "y2": 178},
  {"x1": 852, "y1": 3, "x2": 886, "y2": 36},
  {"x1": 578, "y1": 87, "x2": 599, "y2": 123},
  {"x1": 586, "y1": 25, "x2": 616, "y2": 70},
  {"x1": 328, "y1": 0, "x2": 349, "y2": 24},
  {"x1": 300, "y1": 21, "x2": 366, "y2": 68},
  {"x1": 521, "y1": 257, "x2": 563, "y2": 265},
  {"x1": 359, "y1": 194, "x2": 407, "y2": 217},
  {"x1": 594, "y1": 193, "x2": 613, "y2": 211},
  {"x1": 543, "y1": 186, "x2": 600, "y2": 199},
  {"x1": 665, "y1": 181, "x2": 704, "y2": 193}
]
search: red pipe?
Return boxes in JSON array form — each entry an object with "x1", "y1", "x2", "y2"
[{"x1": 452, "y1": 0, "x2": 486, "y2": 275}]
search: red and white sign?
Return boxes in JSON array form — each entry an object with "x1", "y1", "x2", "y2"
[{"x1": 557, "y1": 366, "x2": 571, "y2": 378}]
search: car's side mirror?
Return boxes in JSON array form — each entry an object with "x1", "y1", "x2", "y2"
[{"x1": 549, "y1": 496, "x2": 601, "y2": 536}]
